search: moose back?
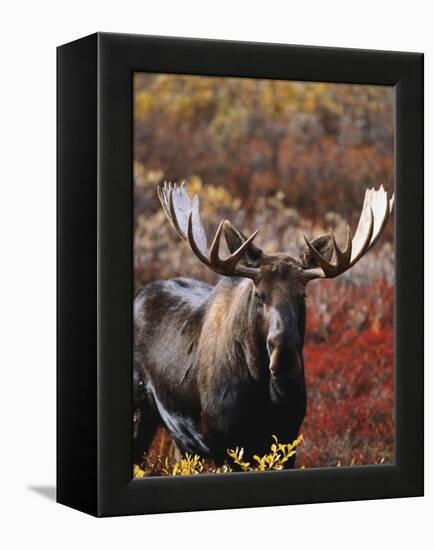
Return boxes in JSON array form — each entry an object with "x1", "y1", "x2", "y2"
[{"x1": 133, "y1": 182, "x2": 393, "y2": 467}]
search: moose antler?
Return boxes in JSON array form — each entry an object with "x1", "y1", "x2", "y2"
[
  {"x1": 302, "y1": 185, "x2": 394, "y2": 280},
  {"x1": 157, "y1": 182, "x2": 260, "y2": 280}
]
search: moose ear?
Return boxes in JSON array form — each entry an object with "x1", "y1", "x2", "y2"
[
  {"x1": 223, "y1": 220, "x2": 263, "y2": 267},
  {"x1": 299, "y1": 234, "x2": 334, "y2": 269}
]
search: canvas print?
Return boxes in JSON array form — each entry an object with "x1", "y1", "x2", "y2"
[{"x1": 132, "y1": 74, "x2": 394, "y2": 477}]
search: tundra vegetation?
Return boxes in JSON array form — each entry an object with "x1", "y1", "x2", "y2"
[{"x1": 133, "y1": 75, "x2": 394, "y2": 475}]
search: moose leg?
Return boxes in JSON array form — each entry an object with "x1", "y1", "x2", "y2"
[
  {"x1": 132, "y1": 403, "x2": 160, "y2": 465},
  {"x1": 270, "y1": 376, "x2": 307, "y2": 470},
  {"x1": 133, "y1": 367, "x2": 160, "y2": 465}
]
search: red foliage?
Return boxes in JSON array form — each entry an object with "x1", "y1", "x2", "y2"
[{"x1": 298, "y1": 279, "x2": 394, "y2": 467}]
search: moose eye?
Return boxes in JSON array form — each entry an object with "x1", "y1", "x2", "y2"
[{"x1": 255, "y1": 291, "x2": 266, "y2": 304}]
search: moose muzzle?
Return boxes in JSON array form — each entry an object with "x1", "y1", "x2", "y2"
[{"x1": 267, "y1": 305, "x2": 302, "y2": 378}]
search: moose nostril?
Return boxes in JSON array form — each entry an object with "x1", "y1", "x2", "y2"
[{"x1": 267, "y1": 336, "x2": 302, "y2": 378}]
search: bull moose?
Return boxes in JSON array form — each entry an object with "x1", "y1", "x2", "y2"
[{"x1": 133, "y1": 182, "x2": 393, "y2": 467}]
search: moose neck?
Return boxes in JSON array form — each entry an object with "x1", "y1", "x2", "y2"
[{"x1": 200, "y1": 277, "x2": 269, "y2": 381}]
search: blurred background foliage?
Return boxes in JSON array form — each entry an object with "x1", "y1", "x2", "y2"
[
  {"x1": 133, "y1": 74, "x2": 394, "y2": 470},
  {"x1": 134, "y1": 75, "x2": 393, "y2": 209}
]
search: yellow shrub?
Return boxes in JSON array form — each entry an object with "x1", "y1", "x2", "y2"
[
  {"x1": 162, "y1": 454, "x2": 204, "y2": 476},
  {"x1": 133, "y1": 435, "x2": 303, "y2": 477},
  {"x1": 227, "y1": 434, "x2": 303, "y2": 472}
]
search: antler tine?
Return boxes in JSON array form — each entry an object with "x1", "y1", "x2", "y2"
[
  {"x1": 159, "y1": 181, "x2": 260, "y2": 281},
  {"x1": 349, "y1": 206, "x2": 374, "y2": 266},
  {"x1": 223, "y1": 229, "x2": 260, "y2": 271},
  {"x1": 167, "y1": 187, "x2": 186, "y2": 240},
  {"x1": 222, "y1": 229, "x2": 261, "y2": 279},
  {"x1": 208, "y1": 220, "x2": 255, "y2": 269},
  {"x1": 302, "y1": 186, "x2": 392, "y2": 281},
  {"x1": 209, "y1": 221, "x2": 225, "y2": 266},
  {"x1": 157, "y1": 182, "x2": 185, "y2": 240},
  {"x1": 157, "y1": 183, "x2": 171, "y2": 225},
  {"x1": 331, "y1": 226, "x2": 352, "y2": 267},
  {"x1": 187, "y1": 212, "x2": 211, "y2": 265},
  {"x1": 187, "y1": 212, "x2": 260, "y2": 280},
  {"x1": 304, "y1": 225, "x2": 354, "y2": 278},
  {"x1": 303, "y1": 234, "x2": 335, "y2": 277},
  {"x1": 364, "y1": 187, "x2": 394, "y2": 253}
]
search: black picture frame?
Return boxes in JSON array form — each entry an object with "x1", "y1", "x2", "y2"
[{"x1": 57, "y1": 32, "x2": 424, "y2": 517}]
